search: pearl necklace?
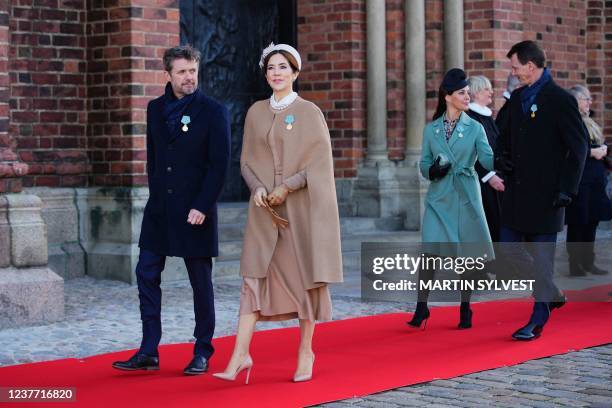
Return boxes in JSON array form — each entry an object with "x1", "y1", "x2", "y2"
[{"x1": 270, "y1": 92, "x2": 298, "y2": 110}]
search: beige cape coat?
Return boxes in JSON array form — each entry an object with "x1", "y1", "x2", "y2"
[{"x1": 239, "y1": 97, "x2": 343, "y2": 289}]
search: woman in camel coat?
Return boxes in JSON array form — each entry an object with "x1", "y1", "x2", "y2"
[{"x1": 213, "y1": 43, "x2": 342, "y2": 384}]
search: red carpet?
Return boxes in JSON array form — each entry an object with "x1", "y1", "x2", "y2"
[{"x1": 1, "y1": 285, "x2": 611, "y2": 407}]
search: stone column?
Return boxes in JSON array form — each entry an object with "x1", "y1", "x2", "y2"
[
  {"x1": 400, "y1": 0, "x2": 429, "y2": 230},
  {"x1": 352, "y1": 0, "x2": 401, "y2": 226},
  {"x1": 405, "y1": 0, "x2": 426, "y2": 165},
  {"x1": 444, "y1": 0, "x2": 465, "y2": 70},
  {"x1": 365, "y1": 0, "x2": 388, "y2": 164}
]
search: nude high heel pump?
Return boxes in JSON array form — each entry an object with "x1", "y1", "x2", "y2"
[
  {"x1": 293, "y1": 353, "x2": 315, "y2": 382},
  {"x1": 212, "y1": 355, "x2": 253, "y2": 384}
]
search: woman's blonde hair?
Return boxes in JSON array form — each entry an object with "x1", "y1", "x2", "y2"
[
  {"x1": 467, "y1": 75, "x2": 492, "y2": 98},
  {"x1": 568, "y1": 85, "x2": 604, "y2": 145}
]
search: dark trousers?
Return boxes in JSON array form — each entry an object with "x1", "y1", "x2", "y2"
[
  {"x1": 566, "y1": 222, "x2": 599, "y2": 268},
  {"x1": 500, "y1": 226, "x2": 558, "y2": 324},
  {"x1": 136, "y1": 249, "x2": 215, "y2": 359}
]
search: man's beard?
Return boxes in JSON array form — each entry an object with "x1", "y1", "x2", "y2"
[{"x1": 182, "y1": 84, "x2": 196, "y2": 95}]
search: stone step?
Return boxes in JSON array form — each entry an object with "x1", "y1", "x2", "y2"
[{"x1": 217, "y1": 230, "x2": 420, "y2": 261}]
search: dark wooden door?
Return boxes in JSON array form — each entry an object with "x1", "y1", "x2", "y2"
[{"x1": 180, "y1": 0, "x2": 297, "y2": 201}]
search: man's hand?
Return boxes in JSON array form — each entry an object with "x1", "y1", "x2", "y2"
[
  {"x1": 253, "y1": 187, "x2": 268, "y2": 207},
  {"x1": 187, "y1": 209, "x2": 206, "y2": 225},
  {"x1": 552, "y1": 192, "x2": 572, "y2": 208},
  {"x1": 488, "y1": 175, "x2": 505, "y2": 192},
  {"x1": 267, "y1": 184, "x2": 290, "y2": 206},
  {"x1": 591, "y1": 145, "x2": 607, "y2": 160}
]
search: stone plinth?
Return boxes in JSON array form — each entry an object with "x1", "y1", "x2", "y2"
[
  {"x1": 0, "y1": 193, "x2": 64, "y2": 327},
  {"x1": 77, "y1": 187, "x2": 188, "y2": 284}
]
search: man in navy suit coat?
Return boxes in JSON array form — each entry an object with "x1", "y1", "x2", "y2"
[
  {"x1": 495, "y1": 41, "x2": 587, "y2": 342},
  {"x1": 113, "y1": 45, "x2": 231, "y2": 375}
]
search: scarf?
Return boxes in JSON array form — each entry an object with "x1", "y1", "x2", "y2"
[
  {"x1": 582, "y1": 116, "x2": 604, "y2": 145},
  {"x1": 520, "y1": 68, "x2": 551, "y2": 114},
  {"x1": 468, "y1": 102, "x2": 492, "y2": 117},
  {"x1": 162, "y1": 82, "x2": 198, "y2": 139}
]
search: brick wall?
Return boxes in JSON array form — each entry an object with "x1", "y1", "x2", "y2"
[
  {"x1": 1, "y1": 0, "x2": 608, "y2": 191},
  {"x1": 9, "y1": 0, "x2": 88, "y2": 188},
  {"x1": 603, "y1": 0, "x2": 611, "y2": 139},
  {"x1": 86, "y1": 0, "x2": 179, "y2": 187},
  {"x1": 297, "y1": 0, "x2": 366, "y2": 178},
  {"x1": 0, "y1": 0, "x2": 26, "y2": 193},
  {"x1": 425, "y1": 0, "x2": 445, "y2": 120},
  {"x1": 464, "y1": 0, "x2": 524, "y2": 112},
  {"x1": 586, "y1": 0, "x2": 605, "y2": 131}
]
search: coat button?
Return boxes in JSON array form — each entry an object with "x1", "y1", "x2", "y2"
[
  {"x1": 167, "y1": 166, "x2": 172, "y2": 172},
  {"x1": 168, "y1": 145, "x2": 173, "y2": 150},
  {"x1": 167, "y1": 189, "x2": 173, "y2": 194}
]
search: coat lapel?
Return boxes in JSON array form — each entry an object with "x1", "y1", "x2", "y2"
[
  {"x1": 431, "y1": 116, "x2": 456, "y2": 162},
  {"x1": 448, "y1": 112, "x2": 471, "y2": 150}
]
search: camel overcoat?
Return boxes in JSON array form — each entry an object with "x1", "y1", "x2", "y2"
[{"x1": 239, "y1": 97, "x2": 343, "y2": 289}]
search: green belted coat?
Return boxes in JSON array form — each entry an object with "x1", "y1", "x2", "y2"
[{"x1": 420, "y1": 112, "x2": 495, "y2": 259}]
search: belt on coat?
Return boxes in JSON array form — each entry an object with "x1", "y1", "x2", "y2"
[{"x1": 450, "y1": 166, "x2": 481, "y2": 219}]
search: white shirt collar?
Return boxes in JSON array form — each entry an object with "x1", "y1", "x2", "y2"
[
  {"x1": 468, "y1": 102, "x2": 492, "y2": 117},
  {"x1": 270, "y1": 92, "x2": 298, "y2": 110}
]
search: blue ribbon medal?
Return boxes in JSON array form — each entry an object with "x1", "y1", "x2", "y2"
[
  {"x1": 285, "y1": 115, "x2": 295, "y2": 130},
  {"x1": 181, "y1": 115, "x2": 191, "y2": 132}
]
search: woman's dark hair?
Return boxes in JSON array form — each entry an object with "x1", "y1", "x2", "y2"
[
  {"x1": 433, "y1": 86, "x2": 450, "y2": 120},
  {"x1": 262, "y1": 50, "x2": 300, "y2": 75},
  {"x1": 506, "y1": 40, "x2": 546, "y2": 68}
]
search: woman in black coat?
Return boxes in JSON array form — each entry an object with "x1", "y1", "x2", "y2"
[
  {"x1": 466, "y1": 75, "x2": 505, "y2": 241},
  {"x1": 565, "y1": 85, "x2": 612, "y2": 276}
]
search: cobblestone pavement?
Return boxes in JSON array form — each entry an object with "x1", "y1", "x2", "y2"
[{"x1": 1, "y1": 267, "x2": 611, "y2": 407}]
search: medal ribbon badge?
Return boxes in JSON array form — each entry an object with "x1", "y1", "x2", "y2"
[
  {"x1": 284, "y1": 115, "x2": 295, "y2": 130},
  {"x1": 181, "y1": 115, "x2": 191, "y2": 132},
  {"x1": 457, "y1": 125, "x2": 464, "y2": 138},
  {"x1": 530, "y1": 104, "x2": 538, "y2": 119}
]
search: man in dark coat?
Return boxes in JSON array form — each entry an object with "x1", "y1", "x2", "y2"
[
  {"x1": 495, "y1": 41, "x2": 588, "y2": 341},
  {"x1": 112, "y1": 45, "x2": 231, "y2": 374}
]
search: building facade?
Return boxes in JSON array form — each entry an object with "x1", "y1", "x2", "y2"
[{"x1": 0, "y1": 0, "x2": 610, "y2": 326}]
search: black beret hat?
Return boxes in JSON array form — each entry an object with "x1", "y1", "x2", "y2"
[{"x1": 441, "y1": 68, "x2": 468, "y2": 93}]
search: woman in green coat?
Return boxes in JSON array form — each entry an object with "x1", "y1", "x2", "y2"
[{"x1": 407, "y1": 68, "x2": 494, "y2": 330}]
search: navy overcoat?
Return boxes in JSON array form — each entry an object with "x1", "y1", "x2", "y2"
[
  {"x1": 139, "y1": 87, "x2": 231, "y2": 257},
  {"x1": 496, "y1": 80, "x2": 588, "y2": 234}
]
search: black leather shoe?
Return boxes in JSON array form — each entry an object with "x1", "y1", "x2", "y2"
[
  {"x1": 585, "y1": 264, "x2": 609, "y2": 275},
  {"x1": 550, "y1": 294, "x2": 567, "y2": 311},
  {"x1": 569, "y1": 261, "x2": 587, "y2": 277},
  {"x1": 512, "y1": 322, "x2": 544, "y2": 341},
  {"x1": 112, "y1": 353, "x2": 159, "y2": 371},
  {"x1": 183, "y1": 355, "x2": 208, "y2": 375}
]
